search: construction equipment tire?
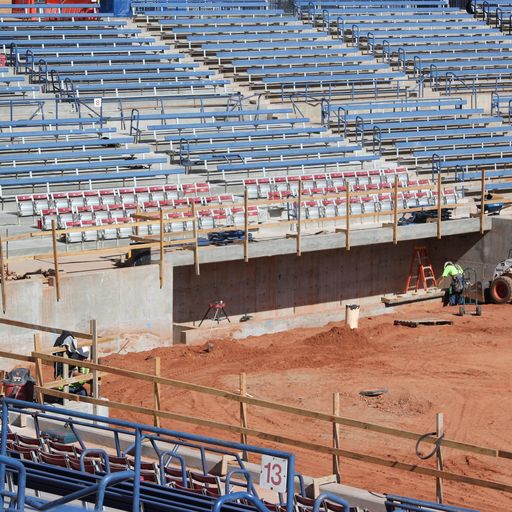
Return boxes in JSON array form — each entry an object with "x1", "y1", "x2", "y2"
[
  {"x1": 476, "y1": 305, "x2": 482, "y2": 316},
  {"x1": 490, "y1": 276, "x2": 512, "y2": 304}
]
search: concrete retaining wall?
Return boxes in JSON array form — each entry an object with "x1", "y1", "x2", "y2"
[{"x1": 0, "y1": 263, "x2": 173, "y2": 369}]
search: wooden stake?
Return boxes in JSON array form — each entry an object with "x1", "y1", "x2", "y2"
[
  {"x1": 297, "y1": 181, "x2": 302, "y2": 256},
  {"x1": 436, "y1": 413, "x2": 445, "y2": 504},
  {"x1": 480, "y1": 168, "x2": 486, "y2": 234},
  {"x1": 332, "y1": 392, "x2": 341, "y2": 483},
  {"x1": 437, "y1": 172, "x2": 442, "y2": 240},
  {"x1": 159, "y1": 209, "x2": 164, "y2": 289},
  {"x1": 51, "y1": 219, "x2": 61, "y2": 302},
  {"x1": 244, "y1": 188, "x2": 249, "y2": 263},
  {"x1": 0, "y1": 235, "x2": 6, "y2": 314},
  {"x1": 154, "y1": 357, "x2": 161, "y2": 428},
  {"x1": 191, "y1": 203, "x2": 200, "y2": 276},
  {"x1": 33, "y1": 334, "x2": 44, "y2": 404},
  {"x1": 239, "y1": 372, "x2": 248, "y2": 446},
  {"x1": 90, "y1": 319, "x2": 99, "y2": 416},
  {"x1": 345, "y1": 186, "x2": 351, "y2": 251},
  {"x1": 393, "y1": 175, "x2": 399, "y2": 245}
]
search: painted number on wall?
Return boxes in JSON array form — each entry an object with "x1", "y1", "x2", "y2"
[{"x1": 259, "y1": 455, "x2": 288, "y2": 493}]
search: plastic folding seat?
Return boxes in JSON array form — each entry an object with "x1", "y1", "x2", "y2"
[
  {"x1": 115, "y1": 217, "x2": 135, "y2": 239},
  {"x1": 416, "y1": 192, "x2": 432, "y2": 207},
  {"x1": 310, "y1": 187, "x2": 326, "y2": 196},
  {"x1": 57, "y1": 208, "x2": 75, "y2": 229},
  {"x1": 119, "y1": 188, "x2": 137, "y2": 204},
  {"x1": 67, "y1": 192, "x2": 86, "y2": 209},
  {"x1": 12, "y1": 443, "x2": 39, "y2": 462},
  {"x1": 378, "y1": 193, "x2": 393, "y2": 212},
  {"x1": 16, "y1": 434, "x2": 41, "y2": 446},
  {"x1": 68, "y1": 455, "x2": 96, "y2": 474},
  {"x1": 349, "y1": 198, "x2": 364, "y2": 216},
  {"x1": 263, "y1": 501, "x2": 286, "y2": 512},
  {"x1": 361, "y1": 196, "x2": 377, "y2": 214},
  {"x1": 84, "y1": 190, "x2": 101, "y2": 207},
  {"x1": 304, "y1": 201, "x2": 321, "y2": 219},
  {"x1": 443, "y1": 189, "x2": 458, "y2": 205},
  {"x1": 46, "y1": 440, "x2": 81, "y2": 456},
  {"x1": 40, "y1": 209, "x2": 57, "y2": 231},
  {"x1": 335, "y1": 198, "x2": 347, "y2": 216},
  {"x1": 122, "y1": 203, "x2": 138, "y2": 217},
  {"x1": 149, "y1": 185, "x2": 166, "y2": 202},
  {"x1": 158, "y1": 200, "x2": 173, "y2": 209},
  {"x1": 163, "y1": 466, "x2": 189, "y2": 488},
  {"x1": 230, "y1": 207, "x2": 245, "y2": 225},
  {"x1": 76, "y1": 206, "x2": 94, "y2": 222},
  {"x1": 314, "y1": 173, "x2": 330, "y2": 188},
  {"x1": 98, "y1": 218, "x2": 118, "y2": 241},
  {"x1": 189, "y1": 472, "x2": 222, "y2": 496},
  {"x1": 213, "y1": 209, "x2": 229, "y2": 227},
  {"x1": 181, "y1": 184, "x2": 197, "y2": 196},
  {"x1": 219, "y1": 194, "x2": 235, "y2": 204},
  {"x1": 356, "y1": 170, "x2": 371, "y2": 186},
  {"x1": 39, "y1": 451, "x2": 69, "y2": 468},
  {"x1": 273, "y1": 176, "x2": 289, "y2": 193},
  {"x1": 330, "y1": 172, "x2": 345, "y2": 187},
  {"x1": 295, "y1": 494, "x2": 315, "y2": 512},
  {"x1": 300, "y1": 175, "x2": 314, "y2": 190},
  {"x1": 52, "y1": 192, "x2": 71, "y2": 210},
  {"x1": 257, "y1": 178, "x2": 272, "y2": 198},
  {"x1": 92, "y1": 205, "x2": 110, "y2": 222},
  {"x1": 81, "y1": 220, "x2": 99, "y2": 242},
  {"x1": 343, "y1": 171, "x2": 357, "y2": 186},
  {"x1": 135, "y1": 187, "x2": 151, "y2": 204},
  {"x1": 195, "y1": 183, "x2": 210, "y2": 195},
  {"x1": 65, "y1": 222, "x2": 84, "y2": 243},
  {"x1": 403, "y1": 192, "x2": 418, "y2": 209},
  {"x1": 166, "y1": 212, "x2": 185, "y2": 233},
  {"x1": 143, "y1": 201, "x2": 159, "y2": 212},
  {"x1": 172, "y1": 199, "x2": 189, "y2": 208},
  {"x1": 247, "y1": 207, "x2": 260, "y2": 224},
  {"x1": 244, "y1": 179, "x2": 259, "y2": 199},
  {"x1": 322, "y1": 199, "x2": 337, "y2": 218},
  {"x1": 33, "y1": 194, "x2": 51, "y2": 215},
  {"x1": 198, "y1": 211, "x2": 214, "y2": 230},
  {"x1": 164, "y1": 184, "x2": 179, "y2": 200},
  {"x1": 353, "y1": 184, "x2": 367, "y2": 192},
  {"x1": 188, "y1": 196, "x2": 204, "y2": 206},
  {"x1": 16, "y1": 195, "x2": 35, "y2": 217},
  {"x1": 368, "y1": 169, "x2": 381, "y2": 184},
  {"x1": 99, "y1": 189, "x2": 117, "y2": 206}
]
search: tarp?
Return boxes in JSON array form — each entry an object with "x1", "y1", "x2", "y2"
[{"x1": 100, "y1": 0, "x2": 130, "y2": 16}]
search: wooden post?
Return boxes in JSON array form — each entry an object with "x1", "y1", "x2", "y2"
[
  {"x1": 480, "y1": 168, "x2": 486, "y2": 234},
  {"x1": 239, "y1": 372, "x2": 249, "y2": 460},
  {"x1": 154, "y1": 357, "x2": 161, "y2": 428},
  {"x1": 297, "y1": 180, "x2": 302, "y2": 256},
  {"x1": 191, "y1": 203, "x2": 200, "y2": 276},
  {"x1": 244, "y1": 188, "x2": 249, "y2": 263},
  {"x1": 393, "y1": 175, "x2": 399, "y2": 245},
  {"x1": 159, "y1": 209, "x2": 164, "y2": 289},
  {"x1": 332, "y1": 392, "x2": 341, "y2": 483},
  {"x1": 437, "y1": 172, "x2": 442, "y2": 240},
  {"x1": 0, "y1": 235, "x2": 6, "y2": 314},
  {"x1": 51, "y1": 220, "x2": 61, "y2": 302},
  {"x1": 33, "y1": 334, "x2": 44, "y2": 404},
  {"x1": 90, "y1": 319, "x2": 99, "y2": 416},
  {"x1": 345, "y1": 186, "x2": 350, "y2": 251},
  {"x1": 436, "y1": 413, "x2": 445, "y2": 504}
]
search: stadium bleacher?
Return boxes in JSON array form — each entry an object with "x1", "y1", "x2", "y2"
[{"x1": 0, "y1": 397, "x2": 481, "y2": 512}]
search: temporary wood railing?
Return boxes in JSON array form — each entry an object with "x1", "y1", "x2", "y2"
[
  {"x1": 0, "y1": 179, "x2": 485, "y2": 312},
  {"x1": 0, "y1": 314, "x2": 511, "y2": 502}
]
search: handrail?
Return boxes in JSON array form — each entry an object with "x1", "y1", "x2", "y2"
[
  {"x1": 225, "y1": 468, "x2": 255, "y2": 495},
  {"x1": 212, "y1": 492, "x2": 271, "y2": 512},
  {"x1": 0, "y1": 456, "x2": 26, "y2": 511},
  {"x1": 314, "y1": 493, "x2": 350, "y2": 512}
]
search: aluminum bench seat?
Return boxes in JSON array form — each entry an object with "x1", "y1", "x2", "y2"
[
  {"x1": 261, "y1": 71, "x2": 407, "y2": 85},
  {"x1": 0, "y1": 29, "x2": 141, "y2": 38},
  {"x1": 396, "y1": 134, "x2": 512, "y2": 151},
  {"x1": 378, "y1": 125, "x2": 509, "y2": 143},
  {"x1": 0, "y1": 127, "x2": 117, "y2": 141},
  {"x1": 133, "y1": 108, "x2": 293, "y2": 122},
  {"x1": 230, "y1": 56, "x2": 374, "y2": 70},
  {"x1": 14, "y1": 45, "x2": 171, "y2": 56},
  {"x1": 414, "y1": 144, "x2": 512, "y2": 160},
  {"x1": 39, "y1": 63, "x2": 199, "y2": 74},
  {"x1": 54, "y1": 70, "x2": 215, "y2": 83},
  {"x1": 343, "y1": 108, "x2": 484, "y2": 123},
  {"x1": 0, "y1": 136, "x2": 133, "y2": 153},
  {"x1": 366, "y1": 116, "x2": 501, "y2": 133},
  {"x1": 37, "y1": 53, "x2": 184, "y2": 65},
  {"x1": 215, "y1": 48, "x2": 360, "y2": 60},
  {"x1": 158, "y1": 16, "x2": 298, "y2": 26},
  {"x1": 247, "y1": 63, "x2": 388, "y2": 76},
  {"x1": 325, "y1": 98, "x2": 466, "y2": 113}
]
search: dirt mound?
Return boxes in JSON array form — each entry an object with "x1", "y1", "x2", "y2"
[{"x1": 303, "y1": 325, "x2": 369, "y2": 350}]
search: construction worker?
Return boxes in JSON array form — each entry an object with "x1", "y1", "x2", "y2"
[
  {"x1": 441, "y1": 261, "x2": 465, "y2": 306},
  {"x1": 53, "y1": 332, "x2": 91, "y2": 397}
]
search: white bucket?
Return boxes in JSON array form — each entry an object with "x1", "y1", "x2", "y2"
[{"x1": 345, "y1": 304, "x2": 360, "y2": 330}]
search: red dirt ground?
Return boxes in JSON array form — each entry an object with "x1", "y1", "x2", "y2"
[{"x1": 101, "y1": 300, "x2": 512, "y2": 512}]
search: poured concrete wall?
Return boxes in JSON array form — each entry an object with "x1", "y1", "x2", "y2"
[
  {"x1": 173, "y1": 232, "x2": 482, "y2": 323},
  {"x1": 0, "y1": 263, "x2": 173, "y2": 369}
]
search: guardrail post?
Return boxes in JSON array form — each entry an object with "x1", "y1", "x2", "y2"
[
  {"x1": 33, "y1": 334, "x2": 44, "y2": 404},
  {"x1": 393, "y1": 175, "x2": 399, "y2": 245},
  {"x1": 239, "y1": 372, "x2": 249, "y2": 456},
  {"x1": 51, "y1": 219, "x2": 61, "y2": 302},
  {"x1": 154, "y1": 357, "x2": 161, "y2": 429},
  {"x1": 437, "y1": 172, "x2": 442, "y2": 240},
  {"x1": 297, "y1": 181, "x2": 302, "y2": 256},
  {"x1": 159, "y1": 209, "x2": 164, "y2": 289},
  {"x1": 332, "y1": 392, "x2": 341, "y2": 483},
  {"x1": 91, "y1": 319, "x2": 99, "y2": 417},
  {"x1": 244, "y1": 188, "x2": 249, "y2": 263},
  {"x1": 436, "y1": 413, "x2": 444, "y2": 503},
  {"x1": 0, "y1": 235, "x2": 6, "y2": 313},
  {"x1": 191, "y1": 203, "x2": 200, "y2": 276},
  {"x1": 345, "y1": 186, "x2": 350, "y2": 251}
]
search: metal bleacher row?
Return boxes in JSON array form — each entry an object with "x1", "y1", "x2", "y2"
[{"x1": 0, "y1": 398, "x2": 480, "y2": 512}]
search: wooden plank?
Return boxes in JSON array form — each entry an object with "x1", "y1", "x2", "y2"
[
  {"x1": 332, "y1": 391, "x2": 341, "y2": 483},
  {"x1": 297, "y1": 181, "x2": 302, "y2": 256},
  {"x1": 0, "y1": 318, "x2": 104, "y2": 341},
  {"x1": 33, "y1": 334, "x2": 44, "y2": 404},
  {"x1": 191, "y1": 203, "x2": 200, "y2": 276},
  {"x1": 33, "y1": 386, "x2": 512, "y2": 495},
  {"x1": 0, "y1": 235, "x2": 6, "y2": 314},
  {"x1": 51, "y1": 219, "x2": 61, "y2": 302},
  {"x1": 437, "y1": 172, "x2": 442, "y2": 240},
  {"x1": 32, "y1": 351, "x2": 512, "y2": 460},
  {"x1": 0, "y1": 350, "x2": 34, "y2": 363},
  {"x1": 90, "y1": 319, "x2": 99, "y2": 407},
  {"x1": 239, "y1": 372, "x2": 248, "y2": 447},
  {"x1": 480, "y1": 168, "x2": 486, "y2": 235},
  {"x1": 345, "y1": 186, "x2": 350, "y2": 251},
  {"x1": 154, "y1": 357, "x2": 161, "y2": 428},
  {"x1": 159, "y1": 209, "x2": 164, "y2": 289},
  {"x1": 394, "y1": 319, "x2": 453, "y2": 328},
  {"x1": 244, "y1": 188, "x2": 249, "y2": 263},
  {"x1": 436, "y1": 413, "x2": 445, "y2": 504},
  {"x1": 381, "y1": 291, "x2": 445, "y2": 306}
]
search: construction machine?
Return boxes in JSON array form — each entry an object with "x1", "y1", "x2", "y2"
[{"x1": 489, "y1": 251, "x2": 512, "y2": 304}]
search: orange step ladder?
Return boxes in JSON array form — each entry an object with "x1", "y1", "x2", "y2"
[{"x1": 404, "y1": 246, "x2": 438, "y2": 293}]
